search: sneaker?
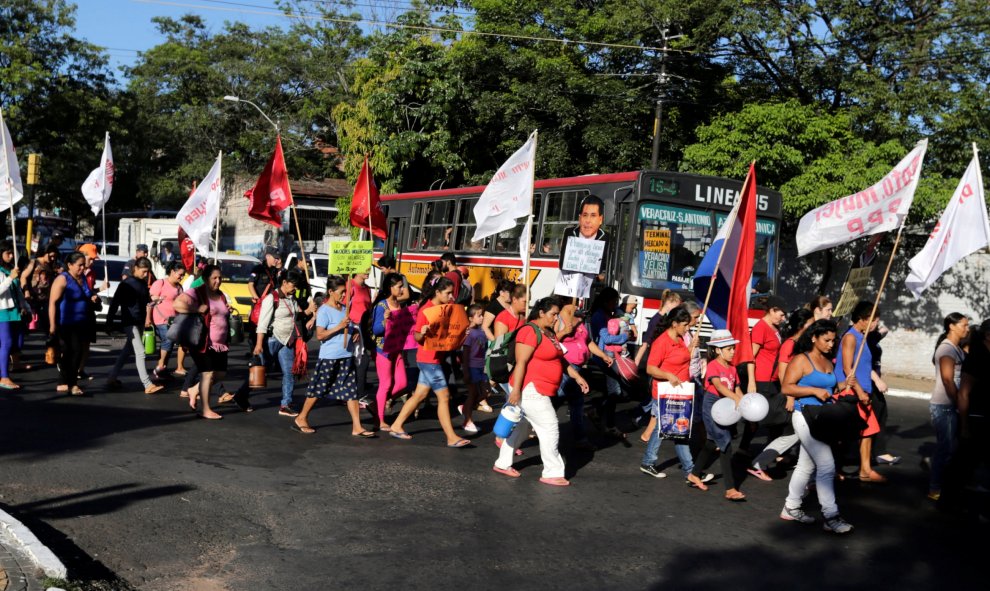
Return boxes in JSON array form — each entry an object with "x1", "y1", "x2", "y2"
[
  {"x1": 876, "y1": 454, "x2": 901, "y2": 465},
  {"x1": 640, "y1": 465, "x2": 667, "y2": 478},
  {"x1": 278, "y1": 405, "x2": 299, "y2": 417},
  {"x1": 823, "y1": 514, "x2": 854, "y2": 534},
  {"x1": 462, "y1": 422, "x2": 479, "y2": 433},
  {"x1": 780, "y1": 506, "x2": 815, "y2": 524}
]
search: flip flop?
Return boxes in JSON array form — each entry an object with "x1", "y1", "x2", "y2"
[
  {"x1": 390, "y1": 431, "x2": 412, "y2": 440},
  {"x1": 218, "y1": 392, "x2": 235, "y2": 405},
  {"x1": 446, "y1": 439, "x2": 470, "y2": 448},
  {"x1": 0, "y1": 383, "x2": 20, "y2": 390},
  {"x1": 493, "y1": 466, "x2": 521, "y2": 478},
  {"x1": 70, "y1": 387, "x2": 86, "y2": 396},
  {"x1": 292, "y1": 423, "x2": 316, "y2": 434},
  {"x1": 352, "y1": 431, "x2": 377, "y2": 438},
  {"x1": 859, "y1": 471, "x2": 888, "y2": 483},
  {"x1": 199, "y1": 413, "x2": 223, "y2": 420},
  {"x1": 725, "y1": 491, "x2": 747, "y2": 502},
  {"x1": 747, "y1": 468, "x2": 773, "y2": 482}
]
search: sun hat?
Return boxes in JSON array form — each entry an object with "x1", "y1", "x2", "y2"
[{"x1": 708, "y1": 329, "x2": 739, "y2": 348}]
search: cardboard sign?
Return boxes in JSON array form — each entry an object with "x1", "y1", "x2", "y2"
[
  {"x1": 833, "y1": 266, "x2": 873, "y2": 317},
  {"x1": 554, "y1": 271, "x2": 594, "y2": 299},
  {"x1": 654, "y1": 381, "x2": 695, "y2": 440},
  {"x1": 329, "y1": 241, "x2": 373, "y2": 275},
  {"x1": 381, "y1": 304, "x2": 415, "y2": 354},
  {"x1": 421, "y1": 303, "x2": 469, "y2": 351},
  {"x1": 561, "y1": 237, "x2": 606, "y2": 274}
]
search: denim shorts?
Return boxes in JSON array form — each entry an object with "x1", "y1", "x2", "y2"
[
  {"x1": 417, "y1": 362, "x2": 449, "y2": 392},
  {"x1": 467, "y1": 367, "x2": 487, "y2": 385},
  {"x1": 155, "y1": 324, "x2": 175, "y2": 353}
]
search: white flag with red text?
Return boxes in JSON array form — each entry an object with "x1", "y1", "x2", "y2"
[
  {"x1": 472, "y1": 131, "x2": 538, "y2": 247},
  {"x1": 81, "y1": 132, "x2": 114, "y2": 215},
  {"x1": 905, "y1": 150, "x2": 989, "y2": 298},
  {"x1": 797, "y1": 139, "x2": 928, "y2": 256},
  {"x1": 177, "y1": 153, "x2": 223, "y2": 255},
  {"x1": 0, "y1": 109, "x2": 24, "y2": 211}
]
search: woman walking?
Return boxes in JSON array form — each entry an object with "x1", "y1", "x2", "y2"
[
  {"x1": 388, "y1": 277, "x2": 469, "y2": 447},
  {"x1": 928, "y1": 313, "x2": 968, "y2": 501},
  {"x1": 493, "y1": 297, "x2": 589, "y2": 485},
  {"x1": 293, "y1": 276, "x2": 374, "y2": 437},
  {"x1": 150, "y1": 262, "x2": 186, "y2": 378},
  {"x1": 589, "y1": 287, "x2": 628, "y2": 437},
  {"x1": 640, "y1": 306, "x2": 708, "y2": 488},
  {"x1": 48, "y1": 252, "x2": 98, "y2": 396},
  {"x1": 780, "y1": 319, "x2": 857, "y2": 534},
  {"x1": 254, "y1": 269, "x2": 306, "y2": 417},
  {"x1": 172, "y1": 264, "x2": 230, "y2": 420},
  {"x1": 0, "y1": 242, "x2": 29, "y2": 390},
  {"x1": 106, "y1": 258, "x2": 164, "y2": 394},
  {"x1": 370, "y1": 273, "x2": 412, "y2": 430},
  {"x1": 740, "y1": 295, "x2": 788, "y2": 452},
  {"x1": 482, "y1": 279, "x2": 515, "y2": 341}
]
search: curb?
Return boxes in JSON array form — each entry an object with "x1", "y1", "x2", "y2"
[
  {"x1": 0, "y1": 507, "x2": 67, "y2": 580},
  {"x1": 887, "y1": 388, "x2": 931, "y2": 401}
]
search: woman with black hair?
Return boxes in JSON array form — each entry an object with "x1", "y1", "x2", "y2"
[
  {"x1": 0, "y1": 242, "x2": 29, "y2": 389},
  {"x1": 48, "y1": 252, "x2": 98, "y2": 395},
  {"x1": 927, "y1": 312, "x2": 968, "y2": 501},
  {"x1": 493, "y1": 297, "x2": 589, "y2": 485},
  {"x1": 388, "y1": 276, "x2": 468, "y2": 447},
  {"x1": 781, "y1": 319, "x2": 858, "y2": 534},
  {"x1": 106, "y1": 257, "x2": 163, "y2": 394},
  {"x1": 150, "y1": 261, "x2": 187, "y2": 377},
  {"x1": 588, "y1": 287, "x2": 627, "y2": 437},
  {"x1": 173, "y1": 264, "x2": 230, "y2": 420},
  {"x1": 748, "y1": 307, "x2": 814, "y2": 481},
  {"x1": 370, "y1": 272, "x2": 412, "y2": 430}
]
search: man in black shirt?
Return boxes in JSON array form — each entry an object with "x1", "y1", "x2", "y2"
[{"x1": 249, "y1": 246, "x2": 283, "y2": 305}]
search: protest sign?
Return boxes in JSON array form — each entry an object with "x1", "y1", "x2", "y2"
[
  {"x1": 561, "y1": 237, "x2": 606, "y2": 274},
  {"x1": 421, "y1": 304, "x2": 469, "y2": 351},
  {"x1": 833, "y1": 266, "x2": 873, "y2": 317},
  {"x1": 329, "y1": 241, "x2": 374, "y2": 275}
]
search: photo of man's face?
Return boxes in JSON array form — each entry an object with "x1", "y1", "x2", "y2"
[{"x1": 578, "y1": 203, "x2": 603, "y2": 237}]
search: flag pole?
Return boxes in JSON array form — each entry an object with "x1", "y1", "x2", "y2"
[
  {"x1": 278, "y1": 136, "x2": 311, "y2": 285},
  {"x1": 523, "y1": 132, "x2": 537, "y2": 317},
  {"x1": 213, "y1": 151, "x2": 222, "y2": 264},
  {"x1": 101, "y1": 205, "x2": 108, "y2": 282},
  {"x1": 0, "y1": 109, "x2": 17, "y2": 264},
  {"x1": 693, "y1": 161, "x2": 752, "y2": 339},
  {"x1": 975, "y1": 143, "x2": 989, "y2": 244}
]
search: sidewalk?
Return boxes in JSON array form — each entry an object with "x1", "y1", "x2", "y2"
[{"x1": 0, "y1": 508, "x2": 65, "y2": 591}]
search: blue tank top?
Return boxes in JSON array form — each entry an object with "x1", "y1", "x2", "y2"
[
  {"x1": 58, "y1": 272, "x2": 91, "y2": 326},
  {"x1": 794, "y1": 354, "x2": 837, "y2": 411},
  {"x1": 834, "y1": 327, "x2": 872, "y2": 394}
]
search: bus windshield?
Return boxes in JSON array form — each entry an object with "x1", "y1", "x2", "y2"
[{"x1": 628, "y1": 203, "x2": 777, "y2": 292}]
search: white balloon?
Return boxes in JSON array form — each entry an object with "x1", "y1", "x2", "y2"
[
  {"x1": 712, "y1": 397, "x2": 742, "y2": 426},
  {"x1": 739, "y1": 392, "x2": 770, "y2": 422}
]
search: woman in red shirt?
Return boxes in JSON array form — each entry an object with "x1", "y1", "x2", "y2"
[
  {"x1": 493, "y1": 297, "x2": 589, "y2": 486},
  {"x1": 388, "y1": 277, "x2": 469, "y2": 448},
  {"x1": 490, "y1": 284, "x2": 527, "y2": 401},
  {"x1": 741, "y1": 295, "x2": 787, "y2": 452}
]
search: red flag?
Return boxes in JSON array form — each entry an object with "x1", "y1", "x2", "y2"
[
  {"x1": 726, "y1": 163, "x2": 758, "y2": 366},
  {"x1": 349, "y1": 155, "x2": 387, "y2": 239},
  {"x1": 244, "y1": 136, "x2": 293, "y2": 228},
  {"x1": 177, "y1": 227, "x2": 196, "y2": 273}
]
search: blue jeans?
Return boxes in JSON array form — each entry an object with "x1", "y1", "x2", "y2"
[
  {"x1": 641, "y1": 400, "x2": 694, "y2": 476},
  {"x1": 269, "y1": 337, "x2": 295, "y2": 407},
  {"x1": 556, "y1": 366, "x2": 587, "y2": 441},
  {"x1": 929, "y1": 403, "x2": 959, "y2": 493}
]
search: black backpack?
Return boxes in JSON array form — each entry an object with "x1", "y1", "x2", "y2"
[
  {"x1": 455, "y1": 279, "x2": 473, "y2": 306},
  {"x1": 485, "y1": 322, "x2": 543, "y2": 384}
]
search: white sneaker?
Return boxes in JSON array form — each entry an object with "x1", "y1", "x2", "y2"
[
  {"x1": 780, "y1": 506, "x2": 815, "y2": 524},
  {"x1": 462, "y1": 422, "x2": 479, "y2": 433},
  {"x1": 823, "y1": 514, "x2": 854, "y2": 534}
]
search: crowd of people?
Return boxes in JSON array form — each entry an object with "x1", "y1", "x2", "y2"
[{"x1": 0, "y1": 234, "x2": 986, "y2": 531}]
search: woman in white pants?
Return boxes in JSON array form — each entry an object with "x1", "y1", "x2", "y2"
[{"x1": 493, "y1": 298, "x2": 589, "y2": 486}]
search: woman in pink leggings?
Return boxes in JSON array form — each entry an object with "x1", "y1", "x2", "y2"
[{"x1": 370, "y1": 273, "x2": 413, "y2": 431}]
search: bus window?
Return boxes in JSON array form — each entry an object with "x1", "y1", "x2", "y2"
[
  {"x1": 629, "y1": 203, "x2": 712, "y2": 290},
  {"x1": 454, "y1": 198, "x2": 490, "y2": 252},
  {"x1": 716, "y1": 214, "x2": 777, "y2": 293},
  {"x1": 408, "y1": 203, "x2": 423, "y2": 250},
  {"x1": 541, "y1": 190, "x2": 588, "y2": 256},
  {"x1": 494, "y1": 194, "x2": 541, "y2": 255},
  {"x1": 422, "y1": 200, "x2": 456, "y2": 250}
]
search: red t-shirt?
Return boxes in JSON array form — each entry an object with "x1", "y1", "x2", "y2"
[
  {"x1": 751, "y1": 319, "x2": 782, "y2": 382},
  {"x1": 348, "y1": 283, "x2": 371, "y2": 325},
  {"x1": 705, "y1": 360, "x2": 739, "y2": 397},
  {"x1": 495, "y1": 309, "x2": 523, "y2": 334},
  {"x1": 647, "y1": 331, "x2": 691, "y2": 393},
  {"x1": 444, "y1": 270, "x2": 462, "y2": 300},
  {"x1": 516, "y1": 324, "x2": 565, "y2": 396},
  {"x1": 778, "y1": 338, "x2": 797, "y2": 366},
  {"x1": 413, "y1": 301, "x2": 443, "y2": 364}
]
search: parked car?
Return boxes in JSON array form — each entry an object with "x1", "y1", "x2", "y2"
[{"x1": 90, "y1": 255, "x2": 129, "y2": 325}]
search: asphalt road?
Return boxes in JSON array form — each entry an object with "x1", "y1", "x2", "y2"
[{"x1": 0, "y1": 335, "x2": 984, "y2": 590}]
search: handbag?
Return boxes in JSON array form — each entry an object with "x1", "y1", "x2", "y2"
[
  {"x1": 167, "y1": 313, "x2": 207, "y2": 350},
  {"x1": 801, "y1": 393, "x2": 868, "y2": 445}
]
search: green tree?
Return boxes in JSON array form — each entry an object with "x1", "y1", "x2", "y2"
[{"x1": 0, "y1": 0, "x2": 123, "y2": 217}]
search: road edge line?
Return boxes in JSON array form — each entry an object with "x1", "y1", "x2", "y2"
[{"x1": 0, "y1": 507, "x2": 67, "y2": 579}]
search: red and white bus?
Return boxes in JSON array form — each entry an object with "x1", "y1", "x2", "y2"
[{"x1": 376, "y1": 170, "x2": 783, "y2": 341}]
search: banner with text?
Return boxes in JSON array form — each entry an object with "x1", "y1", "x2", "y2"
[
  {"x1": 329, "y1": 241, "x2": 374, "y2": 275},
  {"x1": 832, "y1": 266, "x2": 873, "y2": 317},
  {"x1": 421, "y1": 303, "x2": 469, "y2": 351},
  {"x1": 561, "y1": 237, "x2": 606, "y2": 274}
]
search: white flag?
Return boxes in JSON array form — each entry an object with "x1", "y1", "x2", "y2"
[
  {"x1": 797, "y1": 139, "x2": 928, "y2": 256},
  {"x1": 905, "y1": 148, "x2": 990, "y2": 298},
  {"x1": 177, "y1": 153, "x2": 223, "y2": 255},
  {"x1": 0, "y1": 109, "x2": 24, "y2": 212},
  {"x1": 472, "y1": 131, "x2": 538, "y2": 242},
  {"x1": 81, "y1": 132, "x2": 114, "y2": 215}
]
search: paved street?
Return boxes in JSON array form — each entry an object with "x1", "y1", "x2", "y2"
[{"x1": 0, "y1": 335, "x2": 984, "y2": 590}]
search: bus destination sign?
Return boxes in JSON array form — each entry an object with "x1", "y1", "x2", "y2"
[{"x1": 641, "y1": 172, "x2": 782, "y2": 218}]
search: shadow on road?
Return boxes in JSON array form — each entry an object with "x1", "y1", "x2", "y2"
[{"x1": 11, "y1": 483, "x2": 196, "y2": 520}]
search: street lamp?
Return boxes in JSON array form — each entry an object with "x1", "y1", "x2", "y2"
[{"x1": 223, "y1": 95, "x2": 279, "y2": 134}]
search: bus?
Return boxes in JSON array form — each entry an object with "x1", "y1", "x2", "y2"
[{"x1": 377, "y1": 170, "x2": 783, "y2": 341}]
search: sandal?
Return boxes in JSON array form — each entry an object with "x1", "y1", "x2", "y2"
[
  {"x1": 446, "y1": 439, "x2": 470, "y2": 448},
  {"x1": 859, "y1": 471, "x2": 888, "y2": 483},
  {"x1": 390, "y1": 431, "x2": 412, "y2": 440},
  {"x1": 493, "y1": 466, "x2": 521, "y2": 478},
  {"x1": 70, "y1": 387, "x2": 86, "y2": 396},
  {"x1": 725, "y1": 490, "x2": 747, "y2": 502},
  {"x1": 292, "y1": 422, "x2": 316, "y2": 434},
  {"x1": 218, "y1": 392, "x2": 235, "y2": 405},
  {"x1": 352, "y1": 431, "x2": 377, "y2": 438},
  {"x1": 747, "y1": 468, "x2": 773, "y2": 482}
]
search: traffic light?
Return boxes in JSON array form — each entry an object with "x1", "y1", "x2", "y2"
[{"x1": 27, "y1": 153, "x2": 41, "y2": 185}]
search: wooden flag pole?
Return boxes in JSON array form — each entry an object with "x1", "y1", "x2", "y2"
[
  {"x1": 0, "y1": 109, "x2": 17, "y2": 264},
  {"x1": 523, "y1": 131, "x2": 537, "y2": 317},
  {"x1": 279, "y1": 136, "x2": 311, "y2": 285}
]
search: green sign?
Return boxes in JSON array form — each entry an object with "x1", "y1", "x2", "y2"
[{"x1": 329, "y1": 241, "x2": 374, "y2": 275}]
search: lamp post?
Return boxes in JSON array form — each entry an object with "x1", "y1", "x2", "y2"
[{"x1": 222, "y1": 96, "x2": 311, "y2": 282}]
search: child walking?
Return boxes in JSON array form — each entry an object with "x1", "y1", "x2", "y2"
[{"x1": 460, "y1": 304, "x2": 489, "y2": 433}]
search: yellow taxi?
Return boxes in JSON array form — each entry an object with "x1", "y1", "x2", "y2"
[{"x1": 215, "y1": 253, "x2": 261, "y2": 318}]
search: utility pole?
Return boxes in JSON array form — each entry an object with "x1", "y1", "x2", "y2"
[{"x1": 650, "y1": 30, "x2": 680, "y2": 171}]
